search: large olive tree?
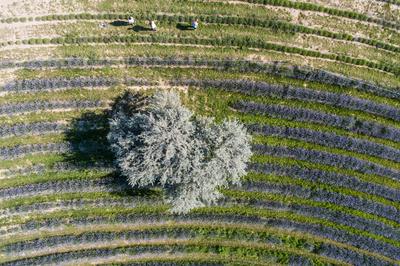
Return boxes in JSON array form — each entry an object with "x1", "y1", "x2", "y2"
[{"x1": 108, "y1": 91, "x2": 252, "y2": 213}]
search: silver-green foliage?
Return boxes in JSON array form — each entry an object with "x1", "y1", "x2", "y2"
[{"x1": 108, "y1": 91, "x2": 252, "y2": 213}]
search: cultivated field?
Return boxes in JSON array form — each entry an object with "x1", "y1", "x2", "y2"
[{"x1": 0, "y1": 0, "x2": 399, "y2": 265}]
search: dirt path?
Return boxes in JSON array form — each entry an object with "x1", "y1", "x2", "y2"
[
  {"x1": 297, "y1": 0, "x2": 400, "y2": 23},
  {"x1": 0, "y1": 21, "x2": 63, "y2": 43},
  {"x1": 0, "y1": 0, "x2": 87, "y2": 18},
  {"x1": 204, "y1": 0, "x2": 400, "y2": 34}
]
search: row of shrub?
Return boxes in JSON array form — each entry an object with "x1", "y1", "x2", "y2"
[
  {"x1": 2, "y1": 77, "x2": 152, "y2": 92},
  {"x1": 234, "y1": 100, "x2": 400, "y2": 143},
  {"x1": 229, "y1": 188, "x2": 399, "y2": 248},
  {"x1": 176, "y1": 79, "x2": 400, "y2": 122},
  {"x1": 1, "y1": 196, "x2": 141, "y2": 220},
  {"x1": 0, "y1": 143, "x2": 70, "y2": 161},
  {"x1": 0, "y1": 202, "x2": 393, "y2": 264},
  {"x1": 2, "y1": 226, "x2": 317, "y2": 254},
  {"x1": 1, "y1": 4, "x2": 398, "y2": 31},
  {"x1": 1, "y1": 57, "x2": 398, "y2": 100},
  {"x1": 0, "y1": 100, "x2": 106, "y2": 116},
  {"x1": 0, "y1": 122, "x2": 65, "y2": 138},
  {"x1": 0, "y1": 240, "x2": 322, "y2": 266},
  {"x1": 3, "y1": 222, "x2": 389, "y2": 266},
  {"x1": 1, "y1": 206, "x2": 395, "y2": 264},
  {"x1": 0, "y1": 160, "x2": 112, "y2": 180},
  {"x1": 238, "y1": 0, "x2": 400, "y2": 30},
  {"x1": 0, "y1": 119, "x2": 107, "y2": 139},
  {"x1": 0, "y1": 175, "x2": 122, "y2": 201},
  {"x1": 5, "y1": 76, "x2": 399, "y2": 123},
  {"x1": 248, "y1": 123, "x2": 400, "y2": 163},
  {"x1": 245, "y1": 168, "x2": 400, "y2": 229},
  {"x1": 253, "y1": 144, "x2": 400, "y2": 181},
  {"x1": 232, "y1": 183, "x2": 400, "y2": 244},
  {"x1": 1, "y1": 35, "x2": 398, "y2": 75},
  {"x1": 0, "y1": 77, "x2": 400, "y2": 148},
  {"x1": 0, "y1": 77, "x2": 399, "y2": 148},
  {"x1": 1, "y1": 13, "x2": 398, "y2": 53}
]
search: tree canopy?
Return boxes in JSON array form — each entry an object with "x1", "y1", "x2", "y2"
[{"x1": 108, "y1": 91, "x2": 252, "y2": 213}]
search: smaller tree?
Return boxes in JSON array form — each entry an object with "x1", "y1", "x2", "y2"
[{"x1": 108, "y1": 91, "x2": 252, "y2": 213}]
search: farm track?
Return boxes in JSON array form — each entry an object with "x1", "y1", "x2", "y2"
[{"x1": 2, "y1": 13, "x2": 400, "y2": 55}]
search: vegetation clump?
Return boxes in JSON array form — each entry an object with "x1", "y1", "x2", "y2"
[{"x1": 108, "y1": 91, "x2": 252, "y2": 213}]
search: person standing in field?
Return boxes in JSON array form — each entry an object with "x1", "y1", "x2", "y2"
[
  {"x1": 128, "y1": 16, "x2": 135, "y2": 25},
  {"x1": 150, "y1": 20, "x2": 157, "y2": 31},
  {"x1": 191, "y1": 19, "x2": 198, "y2": 30}
]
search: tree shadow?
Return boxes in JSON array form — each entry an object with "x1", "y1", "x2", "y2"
[
  {"x1": 176, "y1": 23, "x2": 194, "y2": 31},
  {"x1": 110, "y1": 20, "x2": 129, "y2": 27},
  {"x1": 63, "y1": 110, "x2": 112, "y2": 166},
  {"x1": 62, "y1": 92, "x2": 158, "y2": 198},
  {"x1": 131, "y1": 25, "x2": 152, "y2": 32}
]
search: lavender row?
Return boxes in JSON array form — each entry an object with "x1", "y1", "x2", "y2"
[
  {"x1": 0, "y1": 247, "x2": 269, "y2": 266},
  {"x1": 241, "y1": 175, "x2": 400, "y2": 225},
  {"x1": 0, "y1": 197, "x2": 143, "y2": 218},
  {"x1": 0, "y1": 143, "x2": 71, "y2": 161},
  {"x1": 0, "y1": 214, "x2": 392, "y2": 265},
  {"x1": 4, "y1": 193, "x2": 397, "y2": 254},
  {"x1": 235, "y1": 193, "x2": 400, "y2": 242},
  {"x1": 1, "y1": 77, "x2": 154, "y2": 92},
  {"x1": 0, "y1": 177, "x2": 128, "y2": 200},
  {"x1": 1, "y1": 57, "x2": 398, "y2": 100},
  {"x1": 2, "y1": 230, "x2": 269, "y2": 255},
  {"x1": 0, "y1": 120, "x2": 107, "y2": 139},
  {"x1": 0, "y1": 140, "x2": 110, "y2": 161},
  {"x1": 0, "y1": 122, "x2": 66, "y2": 138},
  {"x1": 0, "y1": 248, "x2": 180, "y2": 266},
  {"x1": 3, "y1": 76, "x2": 399, "y2": 127},
  {"x1": 0, "y1": 100, "x2": 106, "y2": 116},
  {"x1": 0, "y1": 229, "x2": 344, "y2": 266},
  {"x1": 239, "y1": 180, "x2": 400, "y2": 239},
  {"x1": 233, "y1": 100, "x2": 400, "y2": 143},
  {"x1": 174, "y1": 79, "x2": 400, "y2": 122},
  {"x1": 264, "y1": 218, "x2": 400, "y2": 261},
  {"x1": 252, "y1": 144, "x2": 400, "y2": 181},
  {"x1": 0, "y1": 161, "x2": 114, "y2": 179},
  {"x1": 2, "y1": 213, "x2": 392, "y2": 264},
  {"x1": 248, "y1": 123, "x2": 400, "y2": 163},
  {"x1": 4, "y1": 76, "x2": 399, "y2": 122}
]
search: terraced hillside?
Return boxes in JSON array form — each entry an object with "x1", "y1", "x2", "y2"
[{"x1": 0, "y1": 0, "x2": 399, "y2": 265}]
